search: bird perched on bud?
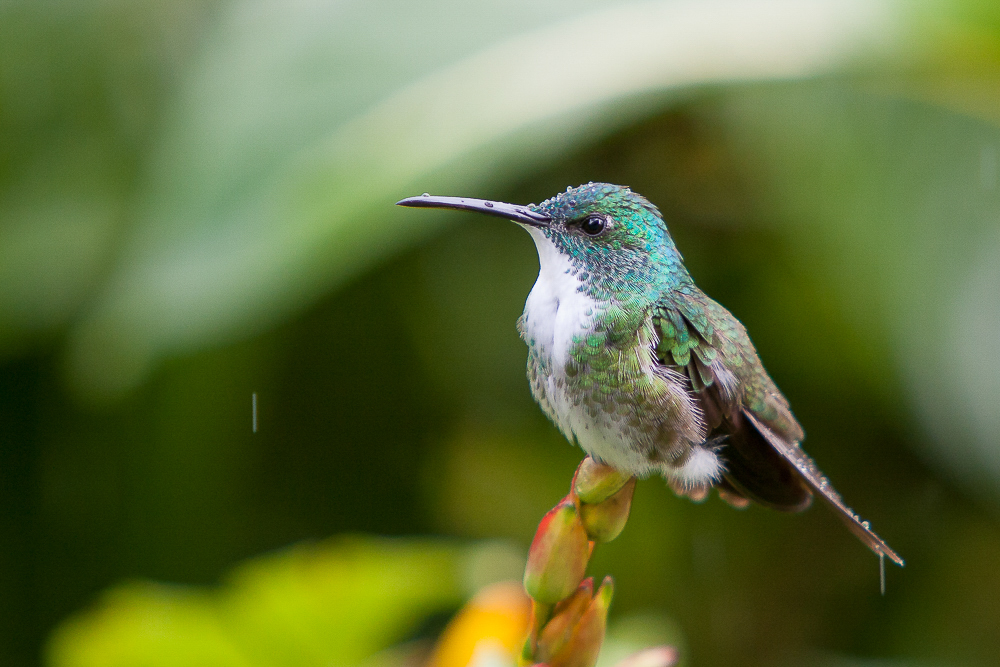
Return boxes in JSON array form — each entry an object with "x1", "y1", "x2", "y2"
[{"x1": 398, "y1": 183, "x2": 902, "y2": 566}]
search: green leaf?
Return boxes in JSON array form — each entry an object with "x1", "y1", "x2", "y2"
[{"x1": 45, "y1": 536, "x2": 465, "y2": 667}]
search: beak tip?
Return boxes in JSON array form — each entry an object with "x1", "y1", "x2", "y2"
[{"x1": 396, "y1": 194, "x2": 441, "y2": 208}]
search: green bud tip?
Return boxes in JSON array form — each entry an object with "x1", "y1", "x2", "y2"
[
  {"x1": 574, "y1": 457, "x2": 632, "y2": 505},
  {"x1": 579, "y1": 478, "x2": 635, "y2": 543}
]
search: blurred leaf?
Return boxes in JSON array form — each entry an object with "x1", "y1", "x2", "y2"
[
  {"x1": 0, "y1": 174, "x2": 118, "y2": 352},
  {"x1": 62, "y1": 0, "x2": 907, "y2": 398},
  {"x1": 0, "y1": 1, "x2": 202, "y2": 355},
  {"x1": 46, "y1": 583, "x2": 252, "y2": 667},
  {"x1": 45, "y1": 536, "x2": 466, "y2": 667}
]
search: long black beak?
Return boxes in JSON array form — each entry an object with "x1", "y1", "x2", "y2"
[{"x1": 396, "y1": 194, "x2": 550, "y2": 227}]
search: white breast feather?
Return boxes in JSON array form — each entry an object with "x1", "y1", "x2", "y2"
[{"x1": 520, "y1": 229, "x2": 595, "y2": 438}]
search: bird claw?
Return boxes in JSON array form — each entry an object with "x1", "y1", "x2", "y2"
[
  {"x1": 717, "y1": 486, "x2": 750, "y2": 509},
  {"x1": 666, "y1": 479, "x2": 710, "y2": 503}
]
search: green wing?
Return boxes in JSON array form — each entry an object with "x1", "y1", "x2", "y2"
[
  {"x1": 653, "y1": 286, "x2": 903, "y2": 564},
  {"x1": 653, "y1": 286, "x2": 810, "y2": 511}
]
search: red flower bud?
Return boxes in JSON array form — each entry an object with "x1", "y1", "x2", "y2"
[
  {"x1": 547, "y1": 576, "x2": 613, "y2": 667},
  {"x1": 535, "y1": 578, "x2": 594, "y2": 663},
  {"x1": 524, "y1": 498, "x2": 590, "y2": 604}
]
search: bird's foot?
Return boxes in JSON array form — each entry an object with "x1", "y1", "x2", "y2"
[
  {"x1": 703, "y1": 434, "x2": 729, "y2": 451},
  {"x1": 666, "y1": 478, "x2": 710, "y2": 503},
  {"x1": 717, "y1": 486, "x2": 751, "y2": 509}
]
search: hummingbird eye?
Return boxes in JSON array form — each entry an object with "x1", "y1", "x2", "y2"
[{"x1": 579, "y1": 214, "x2": 608, "y2": 236}]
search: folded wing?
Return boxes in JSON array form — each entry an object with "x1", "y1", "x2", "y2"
[{"x1": 654, "y1": 286, "x2": 903, "y2": 565}]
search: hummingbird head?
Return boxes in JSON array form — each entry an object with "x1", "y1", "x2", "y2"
[{"x1": 398, "y1": 183, "x2": 690, "y2": 304}]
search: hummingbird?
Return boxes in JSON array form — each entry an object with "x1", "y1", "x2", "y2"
[{"x1": 397, "y1": 182, "x2": 902, "y2": 566}]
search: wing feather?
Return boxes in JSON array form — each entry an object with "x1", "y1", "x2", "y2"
[{"x1": 653, "y1": 289, "x2": 903, "y2": 564}]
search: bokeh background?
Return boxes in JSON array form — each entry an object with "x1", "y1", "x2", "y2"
[{"x1": 3, "y1": 1, "x2": 1000, "y2": 665}]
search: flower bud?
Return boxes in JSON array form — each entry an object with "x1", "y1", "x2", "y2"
[
  {"x1": 579, "y1": 478, "x2": 636, "y2": 543},
  {"x1": 524, "y1": 498, "x2": 590, "y2": 604},
  {"x1": 534, "y1": 579, "x2": 594, "y2": 663},
  {"x1": 574, "y1": 458, "x2": 631, "y2": 505},
  {"x1": 547, "y1": 576, "x2": 613, "y2": 667}
]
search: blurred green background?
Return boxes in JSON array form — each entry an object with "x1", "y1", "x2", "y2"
[{"x1": 3, "y1": 1, "x2": 1000, "y2": 665}]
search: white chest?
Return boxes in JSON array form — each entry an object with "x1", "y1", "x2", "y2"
[
  {"x1": 518, "y1": 229, "x2": 610, "y2": 451},
  {"x1": 520, "y1": 229, "x2": 597, "y2": 374}
]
